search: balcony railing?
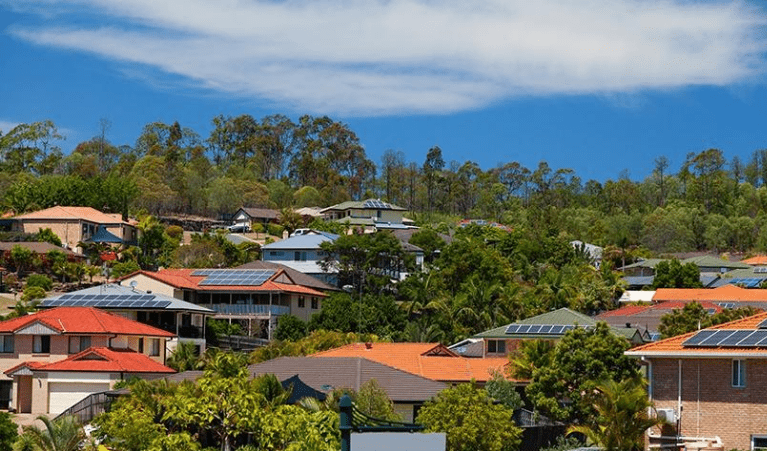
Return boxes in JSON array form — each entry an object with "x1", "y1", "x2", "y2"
[{"x1": 208, "y1": 304, "x2": 290, "y2": 316}]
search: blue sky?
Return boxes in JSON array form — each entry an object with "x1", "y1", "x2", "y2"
[{"x1": 1, "y1": 0, "x2": 767, "y2": 182}]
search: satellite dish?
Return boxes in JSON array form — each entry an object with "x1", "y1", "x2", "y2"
[{"x1": 129, "y1": 281, "x2": 138, "y2": 290}]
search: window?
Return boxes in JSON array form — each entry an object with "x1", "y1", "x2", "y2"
[
  {"x1": 733, "y1": 359, "x2": 746, "y2": 387},
  {"x1": 487, "y1": 340, "x2": 506, "y2": 354},
  {"x1": 149, "y1": 339, "x2": 160, "y2": 356},
  {"x1": 138, "y1": 338, "x2": 144, "y2": 354},
  {"x1": 68, "y1": 336, "x2": 90, "y2": 354},
  {"x1": 752, "y1": 435, "x2": 767, "y2": 451},
  {"x1": 0, "y1": 336, "x2": 13, "y2": 354},
  {"x1": 311, "y1": 298, "x2": 319, "y2": 309},
  {"x1": 33, "y1": 336, "x2": 50, "y2": 354},
  {"x1": 298, "y1": 297, "x2": 305, "y2": 308}
]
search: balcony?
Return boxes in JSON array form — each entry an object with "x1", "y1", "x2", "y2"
[{"x1": 208, "y1": 304, "x2": 290, "y2": 317}]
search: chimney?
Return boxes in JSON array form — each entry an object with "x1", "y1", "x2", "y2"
[
  {"x1": 364, "y1": 342, "x2": 373, "y2": 349},
  {"x1": 626, "y1": 322, "x2": 631, "y2": 328}
]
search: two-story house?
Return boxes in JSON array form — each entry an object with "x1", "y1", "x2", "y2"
[
  {"x1": 39, "y1": 284, "x2": 214, "y2": 355},
  {"x1": 13, "y1": 206, "x2": 138, "y2": 252},
  {"x1": 0, "y1": 307, "x2": 175, "y2": 415},
  {"x1": 120, "y1": 268, "x2": 328, "y2": 339},
  {"x1": 261, "y1": 231, "x2": 339, "y2": 286},
  {"x1": 320, "y1": 199, "x2": 415, "y2": 232}
]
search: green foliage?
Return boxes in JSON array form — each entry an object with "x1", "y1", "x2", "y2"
[
  {"x1": 0, "y1": 412, "x2": 17, "y2": 451},
  {"x1": 356, "y1": 379, "x2": 401, "y2": 421},
  {"x1": 652, "y1": 259, "x2": 703, "y2": 289},
  {"x1": 16, "y1": 415, "x2": 85, "y2": 451},
  {"x1": 166, "y1": 342, "x2": 201, "y2": 372},
  {"x1": 21, "y1": 286, "x2": 46, "y2": 302},
  {"x1": 484, "y1": 370, "x2": 523, "y2": 410},
  {"x1": 35, "y1": 228, "x2": 61, "y2": 247},
  {"x1": 417, "y1": 383, "x2": 522, "y2": 451},
  {"x1": 507, "y1": 339, "x2": 555, "y2": 381},
  {"x1": 567, "y1": 376, "x2": 660, "y2": 451},
  {"x1": 109, "y1": 260, "x2": 140, "y2": 279},
  {"x1": 659, "y1": 303, "x2": 760, "y2": 339},
  {"x1": 274, "y1": 314, "x2": 308, "y2": 341},
  {"x1": 525, "y1": 322, "x2": 641, "y2": 423},
  {"x1": 10, "y1": 245, "x2": 33, "y2": 275},
  {"x1": 251, "y1": 330, "x2": 382, "y2": 363},
  {"x1": 207, "y1": 318, "x2": 243, "y2": 341},
  {"x1": 26, "y1": 274, "x2": 52, "y2": 291},
  {"x1": 267, "y1": 223, "x2": 284, "y2": 237},
  {"x1": 165, "y1": 225, "x2": 184, "y2": 241},
  {"x1": 307, "y1": 292, "x2": 406, "y2": 339},
  {"x1": 408, "y1": 228, "x2": 445, "y2": 262}
]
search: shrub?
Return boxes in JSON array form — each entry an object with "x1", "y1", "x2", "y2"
[
  {"x1": 26, "y1": 274, "x2": 53, "y2": 291},
  {"x1": 267, "y1": 223, "x2": 284, "y2": 237},
  {"x1": 110, "y1": 261, "x2": 141, "y2": 279},
  {"x1": 251, "y1": 223, "x2": 265, "y2": 234},
  {"x1": 21, "y1": 286, "x2": 46, "y2": 302},
  {"x1": 166, "y1": 225, "x2": 184, "y2": 241}
]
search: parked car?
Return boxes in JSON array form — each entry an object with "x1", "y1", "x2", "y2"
[{"x1": 227, "y1": 223, "x2": 251, "y2": 233}]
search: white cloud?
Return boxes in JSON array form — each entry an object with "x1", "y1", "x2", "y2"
[{"x1": 5, "y1": 0, "x2": 767, "y2": 116}]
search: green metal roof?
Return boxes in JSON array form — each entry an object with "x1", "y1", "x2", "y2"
[
  {"x1": 322, "y1": 199, "x2": 407, "y2": 212},
  {"x1": 681, "y1": 255, "x2": 750, "y2": 269}
]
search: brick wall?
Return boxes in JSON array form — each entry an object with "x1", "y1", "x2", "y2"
[{"x1": 650, "y1": 357, "x2": 767, "y2": 450}]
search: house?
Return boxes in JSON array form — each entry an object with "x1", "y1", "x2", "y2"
[
  {"x1": 120, "y1": 268, "x2": 328, "y2": 339},
  {"x1": 617, "y1": 290, "x2": 656, "y2": 304},
  {"x1": 466, "y1": 308, "x2": 649, "y2": 358},
  {"x1": 570, "y1": 240, "x2": 602, "y2": 269},
  {"x1": 12, "y1": 206, "x2": 138, "y2": 252},
  {"x1": 229, "y1": 207, "x2": 280, "y2": 230},
  {"x1": 38, "y1": 284, "x2": 214, "y2": 354},
  {"x1": 625, "y1": 312, "x2": 767, "y2": 451},
  {"x1": 261, "y1": 231, "x2": 339, "y2": 286},
  {"x1": 596, "y1": 301, "x2": 725, "y2": 340},
  {"x1": 0, "y1": 242, "x2": 85, "y2": 264},
  {"x1": 652, "y1": 285, "x2": 767, "y2": 309},
  {"x1": 0, "y1": 307, "x2": 175, "y2": 415},
  {"x1": 320, "y1": 199, "x2": 415, "y2": 232},
  {"x1": 312, "y1": 342, "x2": 511, "y2": 386},
  {"x1": 741, "y1": 255, "x2": 767, "y2": 266},
  {"x1": 710, "y1": 266, "x2": 767, "y2": 288}
]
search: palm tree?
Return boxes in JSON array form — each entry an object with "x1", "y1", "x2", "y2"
[
  {"x1": 507, "y1": 339, "x2": 554, "y2": 380},
  {"x1": 567, "y1": 376, "x2": 661, "y2": 451},
  {"x1": 16, "y1": 415, "x2": 85, "y2": 451}
]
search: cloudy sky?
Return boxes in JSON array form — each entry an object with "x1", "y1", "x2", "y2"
[{"x1": 1, "y1": 0, "x2": 766, "y2": 181}]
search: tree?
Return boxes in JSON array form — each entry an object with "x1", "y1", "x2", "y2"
[
  {"x1": 16, "y1": 415, "x2": 85, "y2": 451},
  {"x1": 423, "y1": 146, "x2": 445, "y2": 214},
  {"x1": 356, "y1": 379, "x2": 401, "y2": 421},
  {"x1": 0, "y1": 412, "x2": 16, "y2": 451},
  {"x1": 10, "y1": 245, "x2": 33, "y2": 276},
  {"x1": 567, "y1": 376, "x2": 660, "y2": 451},
  {"x1": 652, "y1": 259, "x2": 702, "y2": 289},
  {"x1": 166, "y1": 341, "x2": 200, "y2": 372},
  {"x1": 416, "y1": 383, "x2": 522, "y2": 451},
  {"x1": 658, "y1": 303, "x2": 759, "y2": 339},
  {"x1": 274, "y1": 314, "x2": 308, "y2": 341},
  {"x1": 525, "y1": 322, "x2": 641, "y2": 423},
  {"x1": 484, "y1": 370, "x2": 523, "y2": 410}
]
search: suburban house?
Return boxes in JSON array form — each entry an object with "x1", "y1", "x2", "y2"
[
  {"x1": 229, "y1": 207, "x2": 280, "y2": 230},
  {"x1": 312, "y1": 342, "x2": 511, "y2": 386},
  {"x1": 652, "y1": 285, "x2": 767, "y2": 309},
  {"x1": 570, "y1": 240, "x2": 603, "y2": 269},
  {"x1": 711, "y1": 266, "x2": 767, "y2": 288},
  {"x1": 38, "y1": 284, "x2": 214, "y2": 354},
  {"x1": 261, "y1": 231, "x2": 339, "y2": 286},
  {"x1": 464, "y1": 308, "x2": 650, "y2": 359},
  {"x1": 0, "y1": 307, "x2": 175, "y2": 415},
  {"x1": 0, "y1": 242, "x2": 85, "y2": 264},
  {"x1": 12, "y1": 206, "x2": 138, "y2": 252},
  {"x1": 320, "y1": 199, "x2": 415, "y2": 232},
  {"x1": 618, "y1": 290, "x2": 656, "y2": 304},
  {"x1": 120, "y1": 268, "x2": 328, "y2": 339},
  {"x1": 596, "y1": 301, "x2": 725, "y2": 340},
  {"x1": 625, "y1": 312, "x2": 767, "y2": 451},
  {"x1": 621, "y1": 256, "x2": 750, "y2": 289}
]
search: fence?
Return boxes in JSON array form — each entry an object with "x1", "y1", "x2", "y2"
[
  {"x1": 55, "y1": 390, "x2": 117, "y2": 424},
  {"x1": 216, "y1": 335, "x2": 270, "y2": 351}
]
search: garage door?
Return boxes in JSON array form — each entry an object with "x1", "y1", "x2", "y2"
[{"x1": 48, "y1": 382, "x2": 110, "y2": 415}]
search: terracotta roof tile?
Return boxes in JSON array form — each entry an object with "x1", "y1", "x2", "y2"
[
  {"x1": 25, "y1": 347, "x2": 175, "y2": 373},
  {"x1": 312, "y1": 343, "x2": 513, "y2": 383},
  {"x1": 627, "y1": 311, "x2": 767, "y2": 357},
  {"x1": 0, "y1": 307, "x2": 174, "y2": 337},
  {"x1": 741, "y1": 255, "x2": 767, "y2": 265},
  {"x1": 14, "y1": 206, "x2": 132, "y2": 225},
  {"x1": 653, "y1": 285, "x2": 767, "y2": 303},
  {"x1": 130, "y1": 269, "x2": 327, "y2": 296}
]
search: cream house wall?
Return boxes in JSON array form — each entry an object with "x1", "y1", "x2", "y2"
[{"x1": 121, "y1": 274, "x2": 178, "y2": 298}]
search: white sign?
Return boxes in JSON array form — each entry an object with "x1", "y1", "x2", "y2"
[{"x1": 351, "y1": 432, "x2": 446, "y2": 451}]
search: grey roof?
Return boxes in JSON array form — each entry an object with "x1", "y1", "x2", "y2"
[
  {"x1": 248, "y1": 357, "x2": 447, "y2": 402},
  {"x1": 236, "y1": 260, "x2": 339, "y2": 291},
  {"x1": 238, "y1": 207, "x2": 280, "y2": 220},
  {"x1": 41, "y1": 284, "x2": 215, "y2": 314},
  {"x1": 321, "y1": 199, "x2": 407, "y2": 213},
  {"x1": 262, "y1": 234, "x2": 337, "y2": 251},
  {"x1": 622, "y1": 276, "x2": 655, "y2": 288}
]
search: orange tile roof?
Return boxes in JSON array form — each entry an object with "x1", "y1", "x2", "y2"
[
  {"x1": 132, "y1": 269, "x2": 327, "y2": 296},
  {"x1": 14, "y1": 206, "x2": 132, "y2": 225},
  {"x1": 627, "y1": 312, "x2": 767, "y2": 357},
  {"x1": 6, "y1": 347, "x2": 175, "y2": 374},
  {"x1": 598, "y1": 301, "x2": 725, "y2": 320},
  {"x1": 597, "y1": 304, "x2": 651, "y2": 318},
  {"x1": 742, "y1": 255, "x2": 767, "y2": 265},
  {"x1": 0, "y1": 307, "x2": 174, "y2": 337},
  {"x1": 653, "y1": 285, "x2": 767, "y2": 303},
  {"x1": 312, "y1": 342, "x2": 513, "y2": 383}
]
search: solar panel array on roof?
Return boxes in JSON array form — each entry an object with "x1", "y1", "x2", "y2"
[
  {"x1": 504, "y1": 324, "x2": 593, "y2": 335},
  {"x1": 758, "y1": 318, "x2": 767, "y2": 329},
  {"x1": 682, "y1": 329, "x2": 767, "y2": 347},
  {"x1": 716, "y1": 302, "x2": 736, "y2": 309},
  {"x1": 363, "y1": 199, "x2": 390, "y2": 209},
  {"x1": 727, "y1": 278, "x2": 765, "y2": 288},
  {"x1": 41, "y1": 294, "x2": 171, "y2": 309},
  {"x1": 196, "y1": 269, "x2": 276, "y2": 286}
]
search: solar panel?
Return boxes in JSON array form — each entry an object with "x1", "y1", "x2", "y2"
[
  {"x1": 517, "y1": 325, "x2": 531, "y2": 334},
  {"x1": 683, "y1": 330, "x2": 718, "y2": 346},
  {"x1": 551, "y1": 325, "x2": 565, "y2": 334},
  {"x1": 538, "y1": 325, "x2": 553, "y2": 334},
  {"x1": 527, "y1": 325, "x2": 542, "y2": 334},
  {"x1": 505, "y1": 324, "x2": 521, "y2": 334},
  {"x1": 758, "y1": 319, "x2": 767, "y2": 330},
  {"x1": 736, "y1": 330, "x2": 767, "y2": 346},
  {"x1": 197, "y1": 269, "x2": 276, "y2": 286},
  {"x1": 720, "y1": 330, "x2": 755, "y2": 346},
  {"x1": 363, "y1": 199, "x2": 390, "y2": 209}
]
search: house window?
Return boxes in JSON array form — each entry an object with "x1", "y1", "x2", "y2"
[
  {"x1": 68, "y1": 336, "x2": 91, "y2": 354},
  {"x1": 138, "y1": 338, "x2": 144, "y2": 354},
  {"x1": 311, "y1": 298, "x2": 319, "y2": 309},
  {"x1": 487, "y1": 340, "x2": 506, "y2": 354},
  {"x1": 298, "y1": 297, "x2": 305, "y2": 308},
  {"x1": 149, "y1": 339, "x2": 160, "y2": 357},
  {"x1": 0, "y1": 336, "x2": 13, "y2": 354},
  {"x1": 752, "y1": 436, "x2": 767, "y2": 451},
  {"x1": 733, "y1": 359, "x2": 746, "y2": 387},
  {"x1": 33, "y1": 336, "x2": 50, "y2": 354}
]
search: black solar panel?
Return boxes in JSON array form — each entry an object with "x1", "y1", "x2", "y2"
[
  {"x1": 736, "y1": 330, "x2": 767, "y2": 346},
  {"x1": 758, "y1": 319, "x2": 767, "y2": 329},
  {"x1": 697, "y1": 330, "x2": 736, "y2": 346},
  {"x1": 505, "y1": 324, "x2": 520, "y2": 334},
  {"x1": 196, "y1": 269, "x2": 276, "y2": 286},
  {"x1": 363, "y1": 199, "x2": 390, "y2": 209},
  {"x1": 41, "y1": 295, "x2": 170, "y2": 310},
  {"x1": 527, "y1": 325, "x2": 541, "y2": 334},
  {"x1": 683, "y1": 330, "x2": 718, "y2": 346},
  {"x1": 720, "y1": 330, "x2": 755, "y2": 346}
]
